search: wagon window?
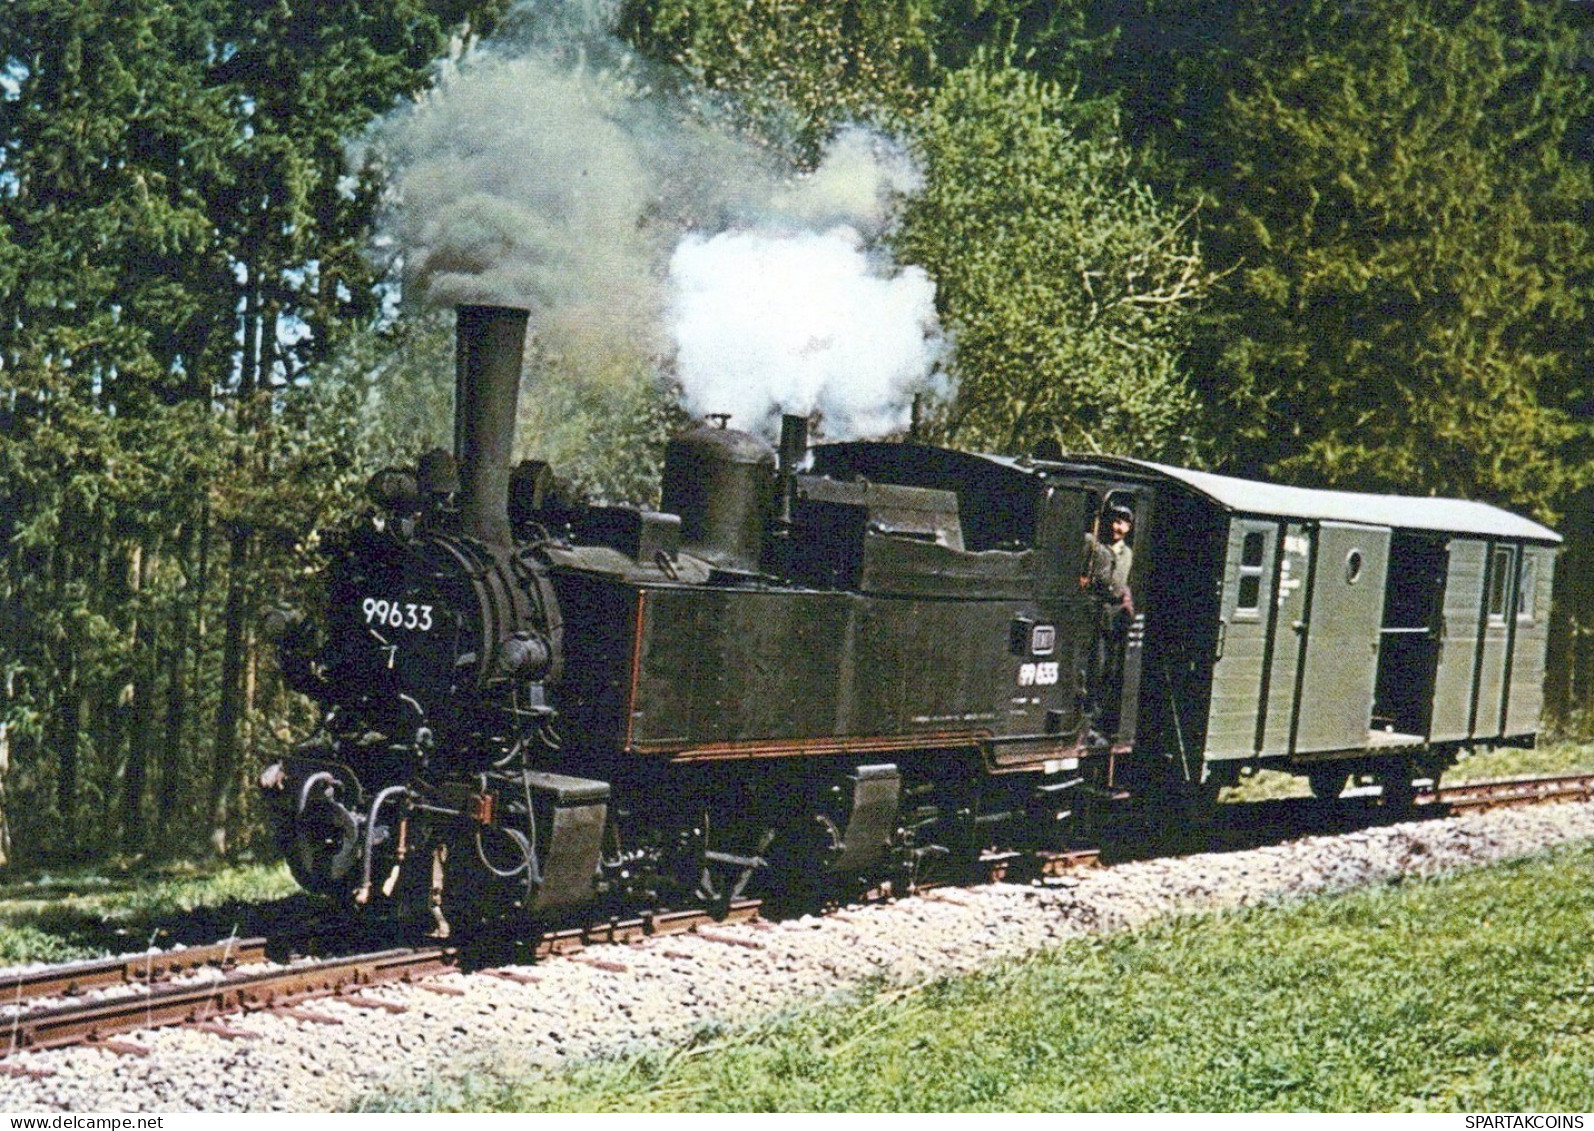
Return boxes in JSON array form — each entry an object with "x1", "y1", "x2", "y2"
[
  {"x1": 1487, "y1": 545, "x2": 1515, "y2": 624},
  {"x1": 1517, "y1": 555, "x2": 1537, "y2": 623},
  {"x1": 1237, "y1": 530, "x2": 1267, "y2": 614}
]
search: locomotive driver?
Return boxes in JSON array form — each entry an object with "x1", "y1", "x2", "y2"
[
  {"x1": 1081, "y1": 503, "x2": 1135, "y2": 740},
  {"x1": 1103, "y1": 504, "x2": 1134, "y2": 600}
]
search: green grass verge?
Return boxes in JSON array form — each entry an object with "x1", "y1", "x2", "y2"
[
  {"x1": 375, "y1": 840, "x2": 1594, "y2": 1112},
  {"x1": 1447, "y1": 741, "x2": 1594, "y2": 784},
  {"x1": 1224, "y1": 739, "x2": 1594, "y2": 803},
  {"x1": 0, "y1": 863, "x2": 300, "y2": 965}
]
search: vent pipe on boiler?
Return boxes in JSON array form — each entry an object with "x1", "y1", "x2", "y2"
[
  {"x1": 454, "y1": 304, "x2": 530, "y2": 547},
  {"x1": 777, "y1": 412, "x2": 808, "y2": 526}
]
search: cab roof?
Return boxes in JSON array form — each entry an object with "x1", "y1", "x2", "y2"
[{"x1": 814, "y1": 442, "x2": 1560, "y2": 544}]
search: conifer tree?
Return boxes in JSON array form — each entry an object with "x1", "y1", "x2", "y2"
[{"x1": 1106, "y1": 0, "x2": 1594, "y2": 515}]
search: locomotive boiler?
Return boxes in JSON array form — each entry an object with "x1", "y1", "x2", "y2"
[{"x1": 262, "y1": 304, "x2": 1561, "y2": 934}]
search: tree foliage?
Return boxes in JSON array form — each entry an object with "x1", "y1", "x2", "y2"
[
  {"x1": 0, "y1": 0, "x2": 507, "y2": 863},
  {"x1": 619, "y1": 0, "x2": 939, "y2": 155},
  {"x1": 1100, "y1": 0, "x2": 1594, "y2": 516},
  {"x1": 893, "y1": 62, "x2": 1211, "y2": 459}
]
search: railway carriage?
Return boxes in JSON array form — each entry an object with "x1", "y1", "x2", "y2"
[
  {"x1": 261, "y1": 304, "x2": 1560, "y2": 931},
  {"x1": 1046, "y1": 459, "x2": 1562, "y2": 802}
]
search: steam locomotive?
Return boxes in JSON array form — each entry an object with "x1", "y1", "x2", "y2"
[{"x1": 262, "y1": 305, "x2": 1560, "y2": 934}]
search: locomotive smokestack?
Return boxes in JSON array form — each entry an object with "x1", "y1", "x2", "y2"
[{"x1": 454, "y1": 304, "x2": 530, "y2": 546}]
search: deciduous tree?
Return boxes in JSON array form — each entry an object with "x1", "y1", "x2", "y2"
[{"x1": 893, "y1": 62, "x2": 1212, "y2": 459}]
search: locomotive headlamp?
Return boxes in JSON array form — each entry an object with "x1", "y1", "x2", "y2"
[
  {"x1": 417, "y1": 448, "x2": 460, "y2": 500},
  {"x1": 367, "y1": 468, "x2": 421, "y2": 516}
]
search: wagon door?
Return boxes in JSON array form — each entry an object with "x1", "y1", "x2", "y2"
[
  {"x1": 1258, "y1": 523, "x2": 1311, "y2": 756},
  {"x1": 1204, "y1": 519, "x2": 1276, "y2": 761},
  {"x1": 1503, "y1": 546, "x2": 1555, "y2": 738},
  {"x1": 1290, "y1": 523, "x2": 1389, "y2": 754},
  {"x1": 1473, "y1": 542, "x2": 1518, "y2": 739},
  {"x1": 1429, "y1": 538, "x2": 1486, "y2": 743}
]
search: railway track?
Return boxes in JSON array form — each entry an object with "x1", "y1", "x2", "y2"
[
  {"x1": 1429, "y1": 772, "x2": 1594, "y2": 810},
  {"x1": 0, "y1": 937, "x2": 268, "y2": 1012},
  {"x1": 0, "y1": 900, "x2": 759, "y2": 1063},
  {"x1": 2, "y1": 771, "x2": 1589, "y2": 1068},
  {"x1": 1189, "y1": 770, "x2": 1594, "y2": 855}
]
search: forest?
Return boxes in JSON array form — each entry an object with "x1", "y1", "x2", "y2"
[{"x1": 1, "y1": 0, "x2": 1591, "y2": 868}]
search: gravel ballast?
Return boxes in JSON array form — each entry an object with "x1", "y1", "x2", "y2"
[{"x1": 4, "y1": 801, "x2": 1593, "y2": 1112}]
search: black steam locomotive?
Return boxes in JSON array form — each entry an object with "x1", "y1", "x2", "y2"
[{"x1": 262, "y1": 305, "x2": 1560, "y2": 934}]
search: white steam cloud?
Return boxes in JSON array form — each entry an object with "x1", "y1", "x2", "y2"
[
  {"x1": 365, "y1": 0, "x2": 946, "y2": 440},
  {"x1": 671, "y1": 227, "x2": 943, "y2": 438}
]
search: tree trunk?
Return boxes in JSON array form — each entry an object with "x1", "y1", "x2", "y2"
[
  {"x1": 157, "y1": 526, "x2": 191, "y2": 847},
  {"x1": 50, "y1": 540, "x2": 79, "y2": 844},
  {"x1": 207, "y1": 262, "x2": 268, "y2": 858},
  {"x1": 209, "y1": 524, "x2": 251, "y2": 857},
  {"x1": 0, "y1": 718, "x2": 11, "y2": 869},
  {"x1": 122, "y1": 543, "x2": 157, "y2": 855},
  {"x1": 168, "y1": 501, "x2": 213, "y2": 851},
  {"x1": 157, "y1": 632, "x2": 186, "y2": 847}
]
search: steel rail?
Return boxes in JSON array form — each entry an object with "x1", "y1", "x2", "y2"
[
  {"x1": 0, "y1": 938, "x2": 269, "y2": 1012},
  {"x1": 3, "y1": 947, "x2": 455, "y2": 1056},
  {"x1": 529, "y1": 899, "x2": 761, "y2": 957},
  {"x1": 1426, "y1": 772, "x2": 1594, "y2": 810},
  {"x1": 0, "y1": 900, "x2": 762, "y2": 1060}
]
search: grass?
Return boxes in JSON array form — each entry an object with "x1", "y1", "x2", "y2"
[
  {"x1": 0, "y1": 862, "x2": 302, "y2": 965},
  {"x1": 1447, "y1": 740, "x2": 1594, "y2": 784},
  {"x1": 374, "y1": 840, "x2": 1594, "y2": 1112},
  {"x1": 1223, "y1": 738, "x2": 1594, "y2": 803}
]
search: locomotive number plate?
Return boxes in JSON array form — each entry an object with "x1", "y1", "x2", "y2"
[
  {"x1": 362, "y1": 597, "x2": 435, "y2": 632},
  {"x1": 1018, "y1": 661, "x2": 1060, "y2": 687}
]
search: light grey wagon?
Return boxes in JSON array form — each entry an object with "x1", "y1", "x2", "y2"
[{"x1": 1040, "y1": 455, "x2": 1560, "y2": 803}]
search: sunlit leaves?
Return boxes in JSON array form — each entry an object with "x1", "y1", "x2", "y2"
[{"x1": 893, "y1": 62, "x2": 1212, "y2": 460}]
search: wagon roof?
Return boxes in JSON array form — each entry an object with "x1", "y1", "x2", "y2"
[{"x1": 1105, "y1": 457, "x2": 1561, "y2": 544}]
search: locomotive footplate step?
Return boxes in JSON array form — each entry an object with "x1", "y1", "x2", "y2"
[{"x1": 522, "y1": 773, "x2": 610, "y2": 915}]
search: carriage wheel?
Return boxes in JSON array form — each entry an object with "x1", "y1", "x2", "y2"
[{"x1": 1307, "y1": 766, "x2": 1349, "y2": 800}]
